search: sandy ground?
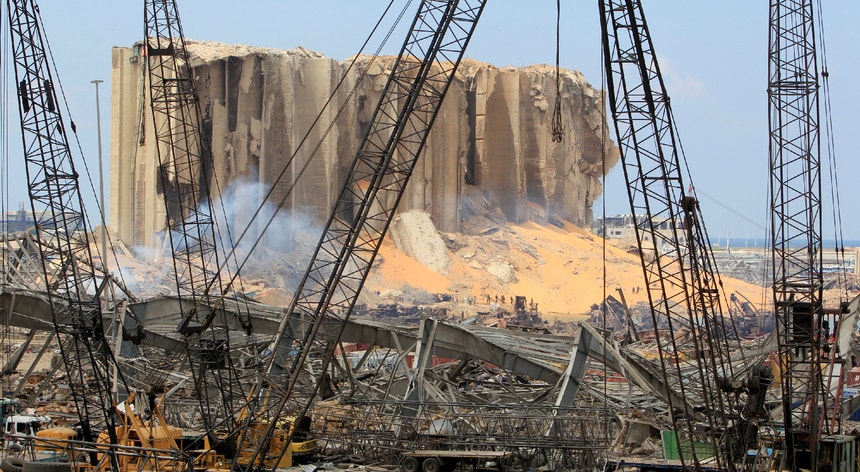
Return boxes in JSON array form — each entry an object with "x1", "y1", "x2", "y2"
[{"x1": 363, "y1": 221, "x2": 767, "y2": 321}]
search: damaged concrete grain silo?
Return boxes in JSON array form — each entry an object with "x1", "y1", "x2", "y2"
[{"x1": 109, "y1": 40, "x2": 617, "y2": 251}]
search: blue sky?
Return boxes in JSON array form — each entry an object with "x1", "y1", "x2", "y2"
[{"x1": 3, "y1": 1, "x2": 859, "y2": 244}]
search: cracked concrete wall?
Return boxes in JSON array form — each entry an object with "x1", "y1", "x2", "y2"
[{"x1": 110, "y1": 41, "x2": 618, "y2": 249}]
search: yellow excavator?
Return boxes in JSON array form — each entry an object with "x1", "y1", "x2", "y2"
[{"x1": 28, "y1": 391, "x2": 316, "y2": 472}]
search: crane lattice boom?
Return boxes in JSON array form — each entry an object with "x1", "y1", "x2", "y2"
[
  {"x1": 6, "y1": 0, "x2": 126, "y2": 464},
  {"x1": 233, "y1": 1, "x2": 486, "y2": 469}
]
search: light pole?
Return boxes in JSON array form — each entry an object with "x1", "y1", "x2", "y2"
[
  {"x1": 93, "y1": 78, "x2": 119, "y2": 402},
  {"x1": 92, "y1": 79, "x2": 105, "y2": 266}
]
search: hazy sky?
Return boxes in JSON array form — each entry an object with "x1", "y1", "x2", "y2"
[{"x1": 2, "y1": 1, "x2": 859, "y2": 244}]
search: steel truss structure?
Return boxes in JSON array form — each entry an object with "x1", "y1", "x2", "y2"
[
  {"x1": 314, "y1": 401, "x2": 611, "y2": 470},
  {"x1": 143, "y1": 0, "x2": 224, "y2": 303},
  {"x1": 143, "y1": 0, "x2": 249, "y2": 441},
  {"x1": 235, "y1": 1, "x2": 488, "y2": 469},
  {"x1": 599, "y1": 1, "x2": 753, "y2": 469},
  {"x1": 5, "y1": 0, "x2": 127, "y2": 461},
  {"x1": 768, "y1": 1, "x2": 843, "y2": 470}
]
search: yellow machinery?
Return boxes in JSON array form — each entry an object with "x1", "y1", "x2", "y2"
[{"x1": 27, "y1": 392, "x2": 316, "y2": 472}]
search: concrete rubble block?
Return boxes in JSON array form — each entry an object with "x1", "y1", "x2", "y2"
[
  {"x1": 390, "y1": 210, "x2": 451, "y2": 276},
  {"x1": 486, "y1": 261, "x2": 517, "y2": 284}
]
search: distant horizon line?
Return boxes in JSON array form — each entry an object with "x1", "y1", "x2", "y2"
[{"x1": 712, "y1": 237, "x2": 859, "y2": 249}]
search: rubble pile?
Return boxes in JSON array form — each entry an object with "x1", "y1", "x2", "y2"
[
  {"x1": 361, "y1": 187, "x2": 765, "y2": 321},
  {"x1": 586, "y1": 291, "x2": 773, "y2": 340}
]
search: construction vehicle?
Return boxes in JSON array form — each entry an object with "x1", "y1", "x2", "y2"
[
  {"x1": 2, "y1": 404, "x2": 53, "y2": 451},
  {"x1": 141, "y1": 0, "x2": 255, "y2": 443},
  {"x1": 399, "y1": 450, "x2": 511, "y2": 472},
  {"x1": 230, "y1": 2, "x2": 487, "y2": 470},
  {"x1": 19, "y1": 390, "x2": 315, "y2": 471},
  {"x1": 600, "y1": 1, "x2": 772, "y2": 470},
  {"x1": 93, "y1": 392, "x2": 315, "y2": 471},
  {"x1": 767, "y1": 1, "x2": 856, "y2": 470},
  {"x1": 5, "y1": 2, "x2": 133, "y2": 469}
]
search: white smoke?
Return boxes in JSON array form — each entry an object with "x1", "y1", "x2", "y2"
[
  {"x1": 210, "y1": 173, "x2": 322, "y2": 292},
  {"x1": 115, "y1": 234, "x2": 176, "y2": 298},
  {"x1": 112, "y1": 172, "x2": 325, "y2": 298}
]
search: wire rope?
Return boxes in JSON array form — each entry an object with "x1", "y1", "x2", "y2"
[
  {"x1": 597, "y1": 8, "x2": 613, "y2": 459},
  {"x1": 1, "y1": 2, "x2": 10, "y2": 380},
  {"x1": 550, "y1": 0, "x2": 563, "y2": 142},
  {"x1": 814, "y1": 0, "x2": 848, "y2": 303},
  {"x1": 169, "y1": 0, "x2": 412, "y2": 441},
  {"x1": 34, "y1": 5, "x2": 133, "y2": 296},
  {"x1": 200, "y1": 0, "x2": 412, "y2": 307}
]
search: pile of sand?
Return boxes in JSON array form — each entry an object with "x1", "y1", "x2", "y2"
[
  {"x1": 363, "y1": 219, "x2": 767, "y2": 321},
  {"x1": 100, "y1": 205, "x2": 768, "y2": 323}
]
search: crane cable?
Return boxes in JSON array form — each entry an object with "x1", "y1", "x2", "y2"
[
  {"x1": 815, "y1": 0, "x2": 848, "y2": 302},
  {"x1": 31, "y1": 3, "x2": 136, "y2": 401},
  {"x1": 1, "y1": 3, "x2": 10, "y2": 374},
  {"x1": 1, "y1": 8, "x2": 7, "y2": 234},
  {"x1": 597, "y1": 8, "x2": 613, "y2": 451},
  {"x1": 1, "y1": 12, "x2": 7, "y2": 246},
  {"x1": 34, "y1": 6, "x2": 132, "y2": 294},
  {"x1": 550, "y1": 0, "x2": 564, "y2": 142},
  {"x1": 814, "y1": 0, "x2": 849, "y2": 435},
  {"x1": 670, "y1": 87, "x2": 749, "y2": 370},
  {"x1": 172, "y1": 4, "x2": 413, "y2": 439},
  {"x1": 195, "y1": 0, "x2": 411, "y2": 312}
]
